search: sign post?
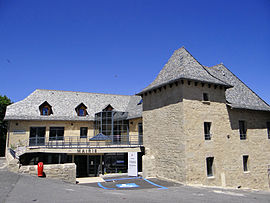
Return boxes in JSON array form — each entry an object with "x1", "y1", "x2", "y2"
[{"x1": 128, "y1": 152, "x2": 138, "y2": 176}]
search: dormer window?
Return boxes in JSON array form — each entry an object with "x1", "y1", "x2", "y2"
[
  {"x1": 79, "y1": 109, "x2": 84, "y2": 116},
  {"x1": 39, "y1": 101, "x2": 53, "y2": 116},
  {"x1": 42, "y1": 107, "x2": 49, "y2": 115},
  {"x1": 103, "y1": 104, "x2": 114, "y2": 112},
  {"x1": 75, "y1": 103, "x2": 88, "y2": 117}
]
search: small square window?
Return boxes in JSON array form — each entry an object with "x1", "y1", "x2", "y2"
[
  {"x1": 239, "y1": 120, "x2": 247, "y2": 140},
  {"x1": 203, "y1": 93, "x2": 209, "y2": 101},
  {"x1": 79, "y1": 109, "x2": 85, "y2": 116},
  {"x1": 42, "y1": 107, "x2": 48, "y2": 115},
  {"x1": 206, "y1": 157, "x2": 214, "y2": 177},
  {"x1": 204, "y1": 122, "x2": 211, "y2": 140},
  {"x1": 80, "y1": 127, "x2": 88, "y2": 138},
  {"x1": 243, "y1": 155, "x2": 249, "y2": 172}
]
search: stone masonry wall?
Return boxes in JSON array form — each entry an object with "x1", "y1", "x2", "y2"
[
  {"x1": 142, "y1": 80, "x2": 270, "y2": 191},
  {"x1": 142, "y1": 83, "x2": 186, "y2": 182},
  {"x1": 18, "y1": 163, "x2": 76, "y2": 184},
  {"x1": 182, "y1": 82, "x2": 270, "y2": 190}
]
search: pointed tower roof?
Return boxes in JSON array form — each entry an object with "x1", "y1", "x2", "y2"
[{"x1": 138, "y1": 47, "x2": 231, "y2": 95}]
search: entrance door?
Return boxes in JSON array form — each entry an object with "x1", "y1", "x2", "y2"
[
  {"x1": 75, "y1": 155, "x2": 88, "y2": 177},
  {"x1": 29, "y1": 127, "x2": 45, "y2": 146},
  {"x1": 88, "y1": 156, "x2": 101, "y2": 177}
]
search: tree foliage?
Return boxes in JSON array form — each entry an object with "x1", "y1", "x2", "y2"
[{"x1": 0, "y1": 95, "x2": 12, "y2": 156}]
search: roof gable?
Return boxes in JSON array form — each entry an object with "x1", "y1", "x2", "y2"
[{"x1": 139, "y1": 47, "x2": 231, "y2": 94}]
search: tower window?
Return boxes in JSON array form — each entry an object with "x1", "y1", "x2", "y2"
[
  {"x1": 204, "y1": 122, "x2": 211, "y2": 140},
  {"x1": 243, "y1": 155, "x2": 249, "y2": 172},
  {"x1": 203, "y1": 93, "x2": 209, "y2": 101},
  {"x1": 206, "y1": 157, "x2": 214, "y2": 177},
  {"x1": 239, "y1": 120, "x2": 247, "y2": 140}
]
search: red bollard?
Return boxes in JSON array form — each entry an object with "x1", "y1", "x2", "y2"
[{"x1": 37, "y1": 162, "x2": 44, "y2": 177}]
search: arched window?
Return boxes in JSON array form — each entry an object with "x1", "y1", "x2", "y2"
[
  {"x1": 75, "y1": 103, "x2": 88, "y2": 116},
  {"x1": 39, "y1": 101, "x2": 53, "y2": 116}
]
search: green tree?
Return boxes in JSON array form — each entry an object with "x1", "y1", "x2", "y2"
[{"x1": 0, "y1": 95, "x2": 12, "y2": 156}]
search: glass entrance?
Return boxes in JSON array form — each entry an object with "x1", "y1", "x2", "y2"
[
  {"x1": 29, "y1": 127, "x2": 45, "y2": 146},
  {"x1": 88, "y1": 156, "x2": 101, "y2": 177}
]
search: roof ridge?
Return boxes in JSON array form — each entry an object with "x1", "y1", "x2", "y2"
[
  {"x1": 182, "y1": 49, "x2": 231, "y2": 87},
  {"x1": 35, "y1": 89, "x2": 138, "y2": 97},
  {"x1": 206, "y1": 63, "x2": 224, "y2": 69},
  {"x1": 216, "y1": 64, "x2": 270, "y2": 108}
]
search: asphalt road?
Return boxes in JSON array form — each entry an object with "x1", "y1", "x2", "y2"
[{"x1": 1, "y1": 168, "x2": 270, "y2": 203}]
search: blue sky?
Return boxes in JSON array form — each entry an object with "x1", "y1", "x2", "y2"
[{"x1": 0, "y1": 0, "x2": 269, "y2": 104}]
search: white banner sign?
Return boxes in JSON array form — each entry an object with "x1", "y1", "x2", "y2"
[{"x1": 128, "y1": 152, "x2": 138, "y2": 176}]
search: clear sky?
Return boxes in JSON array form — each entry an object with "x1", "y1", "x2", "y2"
[{"x1": 0, "y1": 0, "x2": 269, "y2": 104}]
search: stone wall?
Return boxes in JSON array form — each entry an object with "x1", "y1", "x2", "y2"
[
  {"x1": 142, "y1": 83, "x2": 186, "y2": 182},
  {"x1": 142, "y1": 80, "x2": 270, "y2": 191},
  {"x1": 18, "y1": 163, "x2": 76, "y2": 184},
  {"x1": 182, "y1": 82, "x2": 270, "y2": 190}
]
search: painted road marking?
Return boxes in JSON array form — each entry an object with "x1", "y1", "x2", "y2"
[
  {"x1": 98, "y1": 177, "x2": 168, "y2": 190},
  {"x1": 213, "y1": 190, "x2": 245, "y2": 197},
  {"x1": 97, "y1": 182, "x2": 116, "y2": 190},
  {"x1": 143, "y1": 178, "x2": 168, "y2": 190},
  {"x1": 116, "y1": 183, "x2": 139, "y2": 188}
]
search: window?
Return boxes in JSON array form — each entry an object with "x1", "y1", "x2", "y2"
[
  {"x1": 42, "y1": 107, "x2": 49, "y2": 115},
  {"x1": 49, "y1": 127, "x2": 64, "y2": 141},
  {"x1": 203, "y1": 93, "x2": 209, "y2": 101},
  {"x1": 243, "y1": 155, "x2": 249, "y2": 172},
  {"x1": 138, "y1": 123, "x2": 143, "y2": 135},
  {"x1": 204, "y1": 122, "x2": 211, "y2": 140},
  {"x1": 79, "y1": 109, "x2": 85, "y2": 116},
  {"x1": 206, "y1": 157, "x2": 214, "y2": 177},
  {"x1": 75, "y1": 103, "x2": 88, "y2": 116},
  {"x1": 138, "y1": 122, "x2": 143, "y2": 144},
  {"x1": 80, "y1": 127, "x2": 88, "y2": 138},
  {"x1": 239, "y1": 120, "x2": 247, "y2": 140},
  {"x1": 94, "y1": 111, "x2": 129, "y2": 137},
  {"x1": 267, "y1": 122, "x2": 270, "y2": 139},
  {"x1": 39, "y1": 101, "x2": 52, "y2": 116},
  {"x1": 29, "y1": 127, "x2": 46, "y2": 146}
]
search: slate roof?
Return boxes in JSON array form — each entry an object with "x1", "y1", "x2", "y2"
[
  {"x1": 138, "y1": 46, "x2": 270, "y2": 112},
  {"x1": 205, "y1": 64, "x2": 270, "y2": 111},
  {"x1": 4, "y1": 89, "x2": 142, "y2": 121},
  {"x1": 89, "y1": 133, "x2": 111, "y2": 141},
  {"x1": 138, "y1": 47, "x2": 232, "y2": 94}
]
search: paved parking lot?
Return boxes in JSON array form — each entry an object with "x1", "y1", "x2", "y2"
[
  {"x1": 1, "y1": 168, "x2": 270, "y2": 203},
  {"x1": 82, "y1": 176, "x2": 180, "y2": 190}
]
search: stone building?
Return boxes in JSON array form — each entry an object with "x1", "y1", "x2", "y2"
[
  {"x1": 4, "y1": 90, "x2": 144, "y2": 178},
  {"x1": 4, "y1": 46, "x2": 270, "y2": 190},
  {"x1": 138, "y1": 47, "x2": 270, "y2": 190}
]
